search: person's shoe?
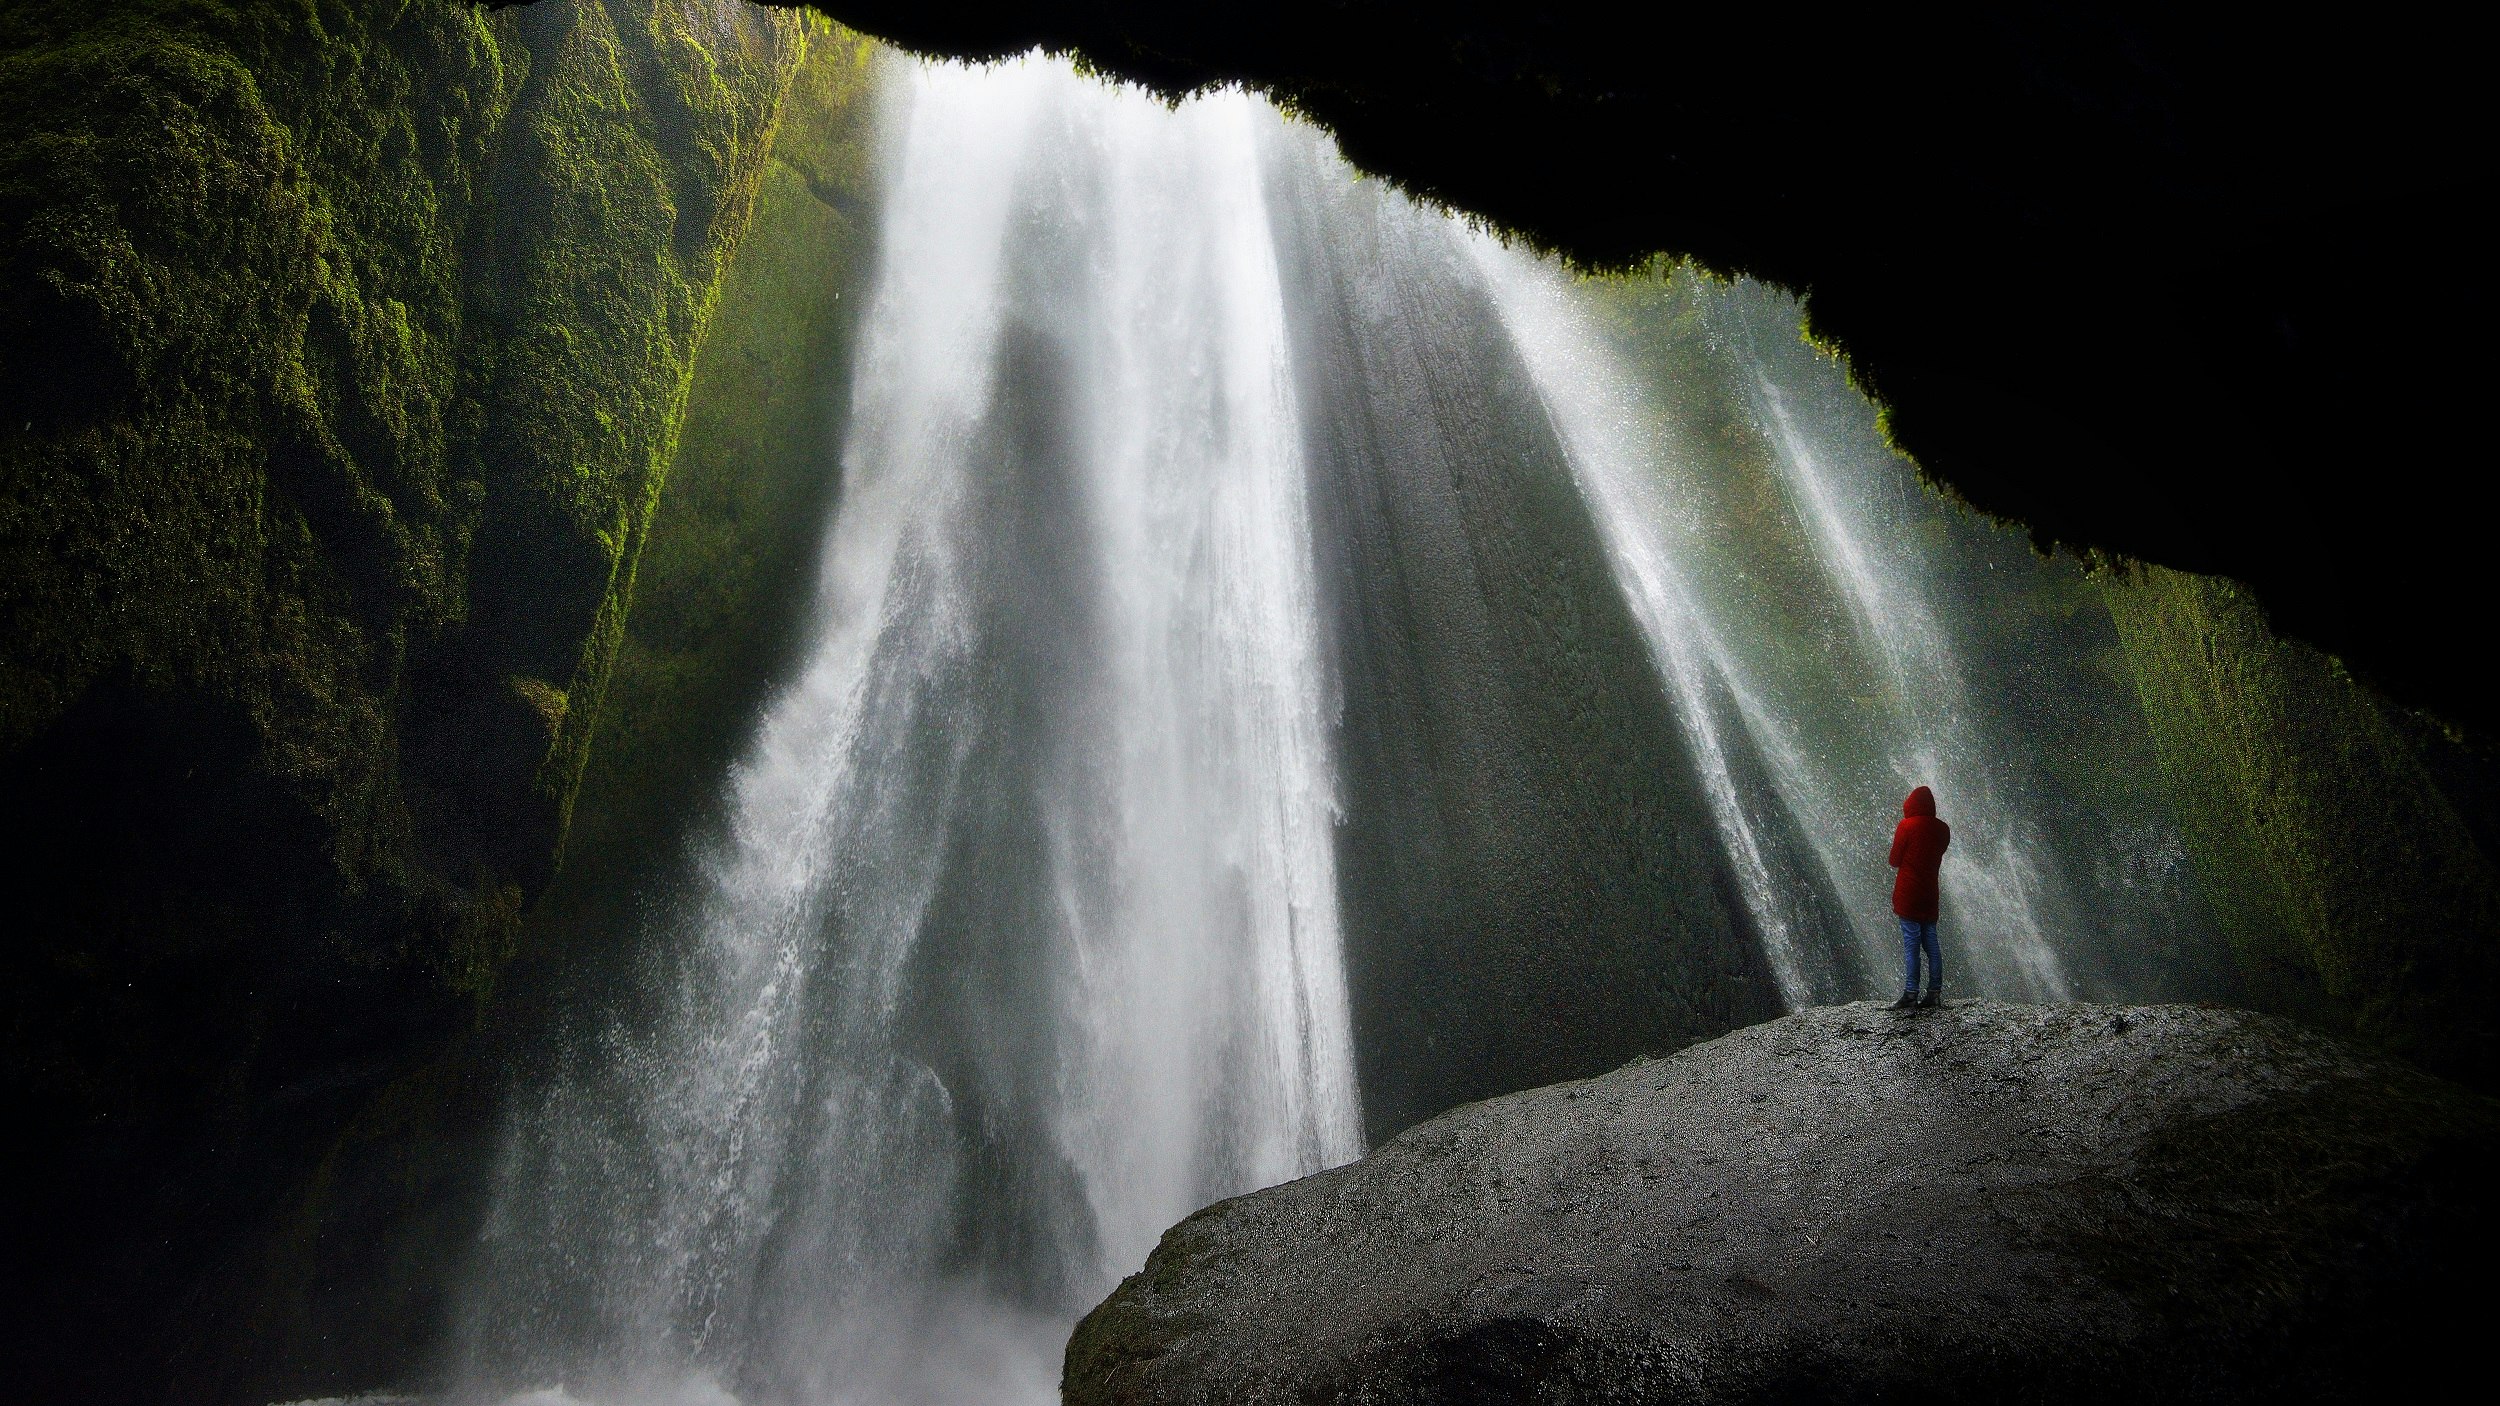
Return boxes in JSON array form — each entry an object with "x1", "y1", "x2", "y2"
[
  {"x1": 1917, "y1": 989, "x2": 1942, "y2": 1008},
  {"x1": 1890, "y1": 991, "x2": 1919, "y2": 1010}
]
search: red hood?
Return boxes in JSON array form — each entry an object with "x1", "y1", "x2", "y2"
[{"x1": 1904, "y1": 786, "x2": 1936, "y2": 818}]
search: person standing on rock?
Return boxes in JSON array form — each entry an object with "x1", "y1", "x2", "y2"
[{"x1": 1889, "y1": 785, "x2": 1950, "y2": 1009}]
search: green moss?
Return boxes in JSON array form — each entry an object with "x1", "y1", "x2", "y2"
[
  {"x1": 1564, "y1": 264, "x2": 2235, "y2": 1002},
  {"x1": 179, "y1": 28, "x2": 886, "y2": 1397},
  {"x1": 1064, "y1": 1211, "x2": 1227, "y2": 1398},
  {"x1": 2102, "y1": 566, "x2": 2500, "y2": 1083},
  {"x1": 419, "y1": 0, "x2": 809, "y2": 893},
  {"x1": 0, "y1": 0, "x2": 805, "y2": 1016},
  {"x1": 522, "y1": 23, "x2": 880, "y2": 960},
  {"x1": 0, "y1": 0, "x2": 815, "y2": 1393}
]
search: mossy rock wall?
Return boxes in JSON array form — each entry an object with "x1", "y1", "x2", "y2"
[
  {"x1": 0, "y1": 0, "x2": 813, "y2": 1396},
  {"x1": 207, "y1": 31, "x2": 885, "y2": 1404},
  {"x1": 523, "y1": 27, "x2": 880, "y2": 976},
  {"x1": 2103, "y1": 566, "x2": 2500, "y2": 1086}
]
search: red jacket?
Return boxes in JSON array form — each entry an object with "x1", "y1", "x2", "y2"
[{"x1": 1888, "y1": 786, "x2": 1950, "y2": 922}]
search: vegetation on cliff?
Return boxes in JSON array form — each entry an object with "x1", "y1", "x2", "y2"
[
  {"x1": 2103, "y1": 567, "x2": 2500, "y2": 1086},
  {"x1": 527, "y1": 26, "x2": 880, "y2": 977},
  {"x1": 0, "y1": 0, "x2": 811, "y2": 1395},
  {"x1": 1576, "y1": 262, "x2": 2500, "y2": 1090},
  {"x1": 216, "y1": 29, "x2": 885, "y2": 1401},
  {"x1": 1577, "y1": 263, "x2": 2235, "y2": 1005}
]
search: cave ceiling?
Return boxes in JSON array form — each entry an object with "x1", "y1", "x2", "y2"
[{"x1": 524, "y1": 1, "x2": 2494, "y2": 731}]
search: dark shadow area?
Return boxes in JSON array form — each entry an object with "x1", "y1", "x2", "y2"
[{"x1": 0, "y1": 677, "x2": 471, "y2": 1403}]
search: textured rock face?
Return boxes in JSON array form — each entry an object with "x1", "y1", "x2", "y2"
[
  {"x1": 1067, "y1": 1002, "x2": 2497, "y2": 1404},
  {"x1": 2100, "y1": 567, "x2": 2500, "y2": 1087},
  {"x1": 0, "y1": 0, "x2": 814, "y2": 1396}
]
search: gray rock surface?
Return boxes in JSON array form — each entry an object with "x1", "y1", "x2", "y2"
[{"x1": 1065, "y1": 1001, "x2": 2497, "y2": 1404}]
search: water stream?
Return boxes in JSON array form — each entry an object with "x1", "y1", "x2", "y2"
[
  {"x1": 447, "y1": 52, "x2": 2216, "y2": 1406},
  {"x1": 454, "y1": 61, "x2": 1359, "y2": 1406},
  {"x1": 1471, "y1": 252, "x2": 2083, "y2": 1001}
]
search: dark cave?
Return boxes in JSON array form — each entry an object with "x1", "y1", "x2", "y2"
[{"x1": 4, "y1": 3, "x2": 2493, "y2": 1401}]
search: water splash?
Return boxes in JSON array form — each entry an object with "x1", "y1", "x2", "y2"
[
  {"x1": 454, "y1": 57, "x2": 1358, "y2": 1405},
  {"x1": 1469, "y1": 248, "x2": 2105, "y2": 1003}
]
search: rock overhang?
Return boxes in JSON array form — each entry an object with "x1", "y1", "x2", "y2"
[{"x1": 605, "y1": 1, "x2": 2496, "y2": 733}]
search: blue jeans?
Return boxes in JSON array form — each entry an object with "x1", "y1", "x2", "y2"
[{"x1": 1901, "y1": 918, "x2": 1941, "y2": 994}]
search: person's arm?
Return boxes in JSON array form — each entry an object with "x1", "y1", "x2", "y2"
[{"x1": 1888, "y1": 819, "x2": 1906, "y2": 868}]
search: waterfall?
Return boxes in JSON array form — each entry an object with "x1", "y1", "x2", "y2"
[
  {"x1": 1469, "y1": 252, "x2": 2154, "y2": 1004},
  {"x1": 454, "y1": 58, "x2": 1358, "y2": 1406},
  {"x1": 447, "y1": 51, "x2": 2218, "y2": 1406},
  {"x1": 1743, "y1": 361, "x2": 2073, "y2": 999},
  {"x1": 1463, "y1": 245, "x2": 1856, "y2": 1007}
]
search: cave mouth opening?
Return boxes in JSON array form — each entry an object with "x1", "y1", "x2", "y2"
[{"x1": 3, "y1": 6, "x2": 2490, "y2": 1403}]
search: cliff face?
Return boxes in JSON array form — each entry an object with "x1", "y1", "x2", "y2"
[
  {"x1": 2102, "y1": 567, "x2": 2500, "y2": 1088},
  {"x1": 1268, "y1": 169, "x2": 1789, "y2": 1144},
  {"x1": 1068, "y1": 1002, "x2": 2497, "y2": 1405},
  {"x1": 214, "y1": 32, "x2": 884, "y2": 1404},
  {"x1": 518, "y1": 27, "x2": 880, "y2": 985},
  {"x1": 0, "y1": 0, "x2": 810, "y2": 1395}
]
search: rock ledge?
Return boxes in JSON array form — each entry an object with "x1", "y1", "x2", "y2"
[{"x1": 1066, "y1": 1001, "x2": 2496, "y2": 1403}]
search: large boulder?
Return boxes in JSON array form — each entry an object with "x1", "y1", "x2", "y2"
[{"x1": 1065, "y1": 1001, "x2": 2497, "y2": 1403}]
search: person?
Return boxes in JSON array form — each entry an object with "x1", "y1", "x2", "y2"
[{"x1": 1888, "y1": 785, "x2": 1950, "y2": 1009}]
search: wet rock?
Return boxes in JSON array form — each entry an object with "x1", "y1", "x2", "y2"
[{"x1": 1065, "y1": 1001, "x2": 2498, "y2": 1403}]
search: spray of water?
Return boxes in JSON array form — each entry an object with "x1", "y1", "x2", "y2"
[
  {"x1": 1464, "y1": 244, "x2": 1863, "y2": 1004},
  {"x1": 1470, "y1": 245, "x2": 2080, "y2": 1001},
  {"x1": 1745, "y1": 364, "x2": 2073, "y2": 998},
  {"x1": 453, "y1": 58, "x2": 1358, "y2": 1405}
]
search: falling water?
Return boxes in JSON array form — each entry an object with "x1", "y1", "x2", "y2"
[
  {"x1": 447, "y1": 50, "x2": 2218, "y2": 1406},
  {"x1": 1744, "y1": 360, "x2": 2073, "y2": 998},
  {"x1": 1465, "y1": 245, "x2": 1856, "y2": 1007},
  {"x1": 455, "y1": 59, "x2": 1358, "y2": 1405},
  {"x1": 1471, "y1": 250, "x2": 2141, "y2": 1002}
]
